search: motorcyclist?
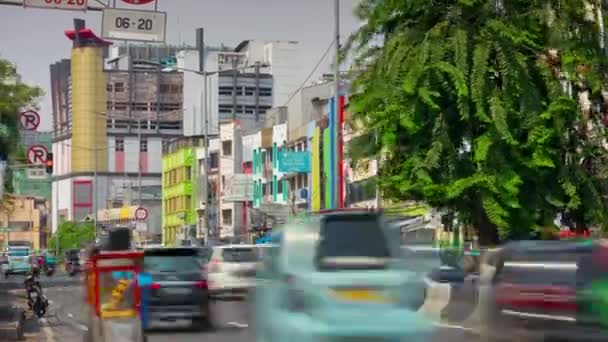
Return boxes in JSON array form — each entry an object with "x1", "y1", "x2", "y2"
[{"x1": 25, "y1": 263, "x2": 41, "y2": 305}]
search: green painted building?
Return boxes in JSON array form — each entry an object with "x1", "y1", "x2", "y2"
[{"x1": 161, "y1": 139, "x2": 201, "y2": 246}]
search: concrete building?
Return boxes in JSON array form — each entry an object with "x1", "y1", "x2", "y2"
[
  {"x1": 161, "y1": 137, "x2": 203, "y2": 246},
  {"x1": 195, "y1": 138, "x2": 220, "y2": 242},
  {"x1": 178, "y1": 40, "x2": 303, "y2": 137},
  {"x1": 218, "y1": 122, "x2": 244, "y2": 239},
  {"x1": 0, "y1": 195, "x2": 49, "y2": 251},
  {"x1": 50, "y1": 36, "x2": 185, "y2": 236}
]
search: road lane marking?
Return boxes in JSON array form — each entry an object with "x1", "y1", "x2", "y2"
[
  {"x1": 67, "y1": 312, "x2": 73, "y2": 318},
  {"x1": 40, "y1": 318, "x2": 56, "y2": 342},
  {"x1": 227, "y1": 321, "x2": 249, "y2": 328},
  {"x1": 434, "y1": 322, "x2": 474, "y2": 331}
]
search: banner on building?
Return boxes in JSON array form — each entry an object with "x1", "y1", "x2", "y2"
[
  {"x1": 278, "y1": 151, "x2": 310, "y2": 173},
  {"x1": 223, "y1": 174, "x2": 253, "y2": 202}
]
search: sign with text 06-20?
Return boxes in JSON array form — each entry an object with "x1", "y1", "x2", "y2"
[{"x1": 102, "y1": 8, "x2": 167, "y2": 43}]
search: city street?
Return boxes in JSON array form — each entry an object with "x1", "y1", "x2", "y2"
[{"x1": 0, "y1": 274, "x2": 478, "y2": 342}]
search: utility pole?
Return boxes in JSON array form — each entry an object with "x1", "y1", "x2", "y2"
[
  {"x1": 196, "y1": 28, "x2": 211, "y2": 242},
  {"x1": 93, "y1": 144, "x2": 98, "y2": 237},
  {"x1": 334, "y1": 0, "x2": 342, "y2": 209},
  {"x1": 137, "y1": 117, "x2": 142, "y2": 207}
]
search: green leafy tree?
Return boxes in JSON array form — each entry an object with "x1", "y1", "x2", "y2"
[
  {"x1": 0, "y1": 59, "x2": 43, "y2": 192},
  {"x1": 48, "y1": 221, "x2": 95, "y2": 257},
  {"x1": 346, "y1": 0, "x2": 608, "y2": 244}
]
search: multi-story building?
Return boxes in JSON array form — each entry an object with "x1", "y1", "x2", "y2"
[
  {"x1": 218, "y1": 122, "x2": 244, "y2": 239},
  {"x1": 50, "y1": 35, "x2": 186, "y2": 235},
  {"x1": 0, "y1": 195, "x2": 49, "y2": 250},
  {"x1": 178, "y1": 40, "x2": 303, "y2": 136},
  {"x1": 161, "y1": 137, "x2": 202, "y2": 246},
  {"x1": 195, "y1": 137, "x2": 220, "y2": 242}
]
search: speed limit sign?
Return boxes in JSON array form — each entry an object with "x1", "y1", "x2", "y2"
[{"x1": 135, "y1": 207, "x2": 148, "y2": 221}]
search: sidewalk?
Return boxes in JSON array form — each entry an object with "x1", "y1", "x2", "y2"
[{"x1": 0, "y1": 287, "x2": 26, "y2": 340}]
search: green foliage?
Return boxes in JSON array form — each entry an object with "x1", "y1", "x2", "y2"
[
  {"x1": 47, "y1": 221, "x2": 95, "y2": 257},
  {"x1": 347, "y1": 0, "x2": 608, "y2": 244}
]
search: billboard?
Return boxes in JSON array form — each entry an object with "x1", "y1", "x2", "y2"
[
  {"x1": 278, "y1": 151, "x2": 310, "y2": 173},
  {"x1": 223, "y1": 174, "x2": 253, "y2": 202}
]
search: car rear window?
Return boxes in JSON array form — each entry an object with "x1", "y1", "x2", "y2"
[
  {"x1": 315, "y1": 214, "x2": 391, "y2": 271},
  {"x1": 221, "y1": 248, "x2": 257, "y2": 262},
  {"x1": 144, "y1": 249, "x2": 201, "y2": 273}
]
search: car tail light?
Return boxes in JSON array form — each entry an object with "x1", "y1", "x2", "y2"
[
  {"x1": 195, "y1": 280, "x2": 208, "y2": 289},
  {"x1": 150, "y1": 283, "x2": 161, "y2": 290},
  {"x1": 208, "y1": 259, "x2": 222, "y2": 273}
]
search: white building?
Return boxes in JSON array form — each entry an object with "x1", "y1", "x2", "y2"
[{"x1": 179, "y1": 40, "x2": 303, "y2": 137}]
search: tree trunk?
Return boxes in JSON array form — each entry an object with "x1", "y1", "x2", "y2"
[{"x1": 472, "y1": 203, "x2": 499, "y2": 247}]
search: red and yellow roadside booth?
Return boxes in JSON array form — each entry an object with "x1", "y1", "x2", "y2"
[{"x1": 85, "y1": 250, "x2": 145, "y2": 342}]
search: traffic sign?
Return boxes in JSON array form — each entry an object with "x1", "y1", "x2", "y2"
[
  {"x1": 27, "y1": 145, "x2": 48, "y2": 165},
  {"x1": 135, "y1": 207, "x2": 148, "y2": 221},
  {"x1": 23, "y1": 0, "x2": 88, "y2": 11},
  {"x1": 19, "y1": 110, "x2": 40, "y2": 131},
  {"x1": 101, "y1": 8, "x2": 167, "y2": 43},
  {"x1": 120, "y1": 0, "x2": 155, "y2": 4}
]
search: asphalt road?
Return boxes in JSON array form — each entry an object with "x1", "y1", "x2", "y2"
[{"x1": 0, "y1": 275, "x2": 478, "y2": 342}]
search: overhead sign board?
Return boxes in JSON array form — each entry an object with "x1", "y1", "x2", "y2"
[
  {"x1": 278, "y1": 151, "x2": 311, "y2": 173},
  {"x1": 102, "y1": 8, "x2": 167, "y2": 43},
  {"x1": 23, "y1": 0, "x2": 88, "y2": 11}
]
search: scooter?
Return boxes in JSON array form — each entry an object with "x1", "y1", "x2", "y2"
[
  {"x1": 24, "y1": 268, "x2": 49, "y2": 318},
  {"x1": 43, "y1": 263, "x2": 55, "y2": 276}
]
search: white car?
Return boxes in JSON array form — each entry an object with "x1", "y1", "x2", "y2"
[{"x1": 207, "y1": 245, "x2": 259, "y2": 296}]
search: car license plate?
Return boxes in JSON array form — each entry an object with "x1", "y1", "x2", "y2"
[
  {"x1": 165, "y1": 288, "x2": 190, "y2": 295},
  {"x1": 330, "y1": 289, "x2": 391, "y2": 303}
]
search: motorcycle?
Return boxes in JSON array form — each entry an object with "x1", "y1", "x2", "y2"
[{"x1": 24, "y1": 267, "x2": 49, "y2": 318}]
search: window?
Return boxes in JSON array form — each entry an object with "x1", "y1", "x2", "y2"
[
  {"x1": 222, "y1": 209, "x2": 233, "y2": 225},
  {"x1": 259, "y1": 87, "x2": 272, "y2": 97},
  {"x1": 115, "y1": 138, "x2": 124, "y2": 152},
  {"x1": 244, "y1": 87, "x2": 255, "y2": 96},
  {"x1": 114, "y1": 102, "x2": 127, "y2": 110},
  {"x1": 185, "y1": 195, "x2": 192, "y2": 210},
  {"x1": 140, "y1": 139, "x2": 148, "y2": 152},
  {"x1": 133, "y1": 102, "x2": 149, "y2": 111},
  {"x1": 222, "y1": 140, "x2": 232, "y2": 156},
  {"x1": 278, "y1": 179, "x2": 283, "y2": 194},
  {"x1": 114, "y1": 82, "x2": 125, "y2": 92},
  {"x1": 160, "y1": 84, "x2": 170, "y2": 93},
  {"x1": 219, "y1": 87, "x2": 232, "y2": 96},
  {"x1": 209, "y1": 152, "x2": 219, "y2": 169},
  {"x1": 235, "y1": 88, "x2": 243, "y2": 96},
  {"x1": 106, "y1": 101, "x2": 113, "y2": 110},
  {"x1": 218, "y1": 105, "x2": 232, "y2": 114},
  {"x1": 170, "y1": 84, "x2": 181, "y2": 93},
  {"x1": 185, "y1": 166, "x2": 192, "y2": 180},
  {"x1": 106, "y1": 84, "x2": 113, "y2": 92}
]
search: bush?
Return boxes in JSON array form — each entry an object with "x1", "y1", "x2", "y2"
[{"x1": 47, "y1": 221, "x2": 95, "y2": 256}]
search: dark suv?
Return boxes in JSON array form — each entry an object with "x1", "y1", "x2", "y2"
[{"x1": 143, "y1": 247, "x2": 212, "y2": 331}]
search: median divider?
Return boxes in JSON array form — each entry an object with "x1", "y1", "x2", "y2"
[{"x1": 417, "y1": 277, "x2": 452, "y2": 320}]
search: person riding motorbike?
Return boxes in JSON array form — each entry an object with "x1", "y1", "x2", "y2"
[{"x1": 24, "y1": 263, "x2": 48, "y2": 317}]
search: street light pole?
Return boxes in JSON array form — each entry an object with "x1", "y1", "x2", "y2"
[
  {"x1": 196, "y1": 27, "x2": 211, "y2": 243},
  {"x1": 93, "y1": 143, "x2": 98, "y2": 237}
]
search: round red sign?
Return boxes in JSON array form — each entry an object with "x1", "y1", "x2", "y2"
[
  {"x1": 135, "y1": 207, "x2": 149, "y2": 221},
  {"x1": 120, "y1": 0, "x2": 155, "y2": 4}
]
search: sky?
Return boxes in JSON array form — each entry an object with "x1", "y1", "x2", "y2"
[{"x1": 0, "y1": 0, "x2": 361, "y2": 131}]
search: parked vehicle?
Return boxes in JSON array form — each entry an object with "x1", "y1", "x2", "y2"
[
  {"x1": 207, "y1": 245, "x2": 259, "y2": 296},
  {"x1": 142, "y1": 247, "x2": 212, "y2": 331},
  {"x1": 255, "y1": 209, "x2": 436, "y2": 342},
  {"x1": 5, "y1": 246, "x2": 32, "y2": 278}
]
